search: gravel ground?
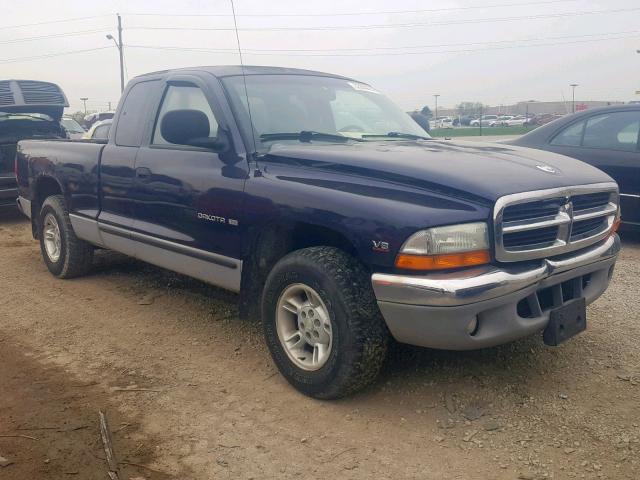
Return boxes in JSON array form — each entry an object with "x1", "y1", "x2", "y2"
[{"x1": 0, "y1": 209, "x2": 638, "y2": 479}]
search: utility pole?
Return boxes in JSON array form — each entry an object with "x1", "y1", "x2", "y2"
[
  {"x1": 80, "y1": 97, "x2": 88, "y2": 114},
  {"x1": 108, "y1": 101, "x2": 112, "y2": 111},
  {"x1": 570, "y1": 84, "x2": 579, "y2": 113},
  {"x1": 106, "y1": 14, "x2": 125, "y2": 93},
  {"x1": 434, "y1": 94, "x2": 440, "y2": 125}
]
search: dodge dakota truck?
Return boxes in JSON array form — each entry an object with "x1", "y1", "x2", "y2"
[
  {"x1": 1, "y1": 79, "x2": 68, "y2": 209},
  {"x1": 15, "y1": 66, "x2": 621, "y2": 399}
]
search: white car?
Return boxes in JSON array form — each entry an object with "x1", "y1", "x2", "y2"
[
  {"x1": 82, "y1": 119, "x2": 112, "y2": 140},
  {"x1": 432, "y1": 116, "x2": 454, "y2": 129},
  {"x1": 491, "y1": 115, "x2": 513, "y2": 127},
  {"x1": 504, "y1": 115, "x2": 529, "y2": 127},
  {"x1": 470, "y1": 115, "x2": 498, "y2": 127}
]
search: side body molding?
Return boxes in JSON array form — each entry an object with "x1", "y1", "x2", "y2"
[{"x1": 68, "y1": 214, "x2": 242, "y2": 292}]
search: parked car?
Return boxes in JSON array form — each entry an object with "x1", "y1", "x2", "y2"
[
  {"x1": 458, "y1": 115, "x2": 477, "y2": 126},
  {"x1": 432, "y1": 116, "x2": 453, "y2": 129},
  {"x1": 504, "y1": 115, "x2": 529, "y2": 127},
  {"x1": 470, "y1": 115, "x2": 499, "y2": 127},
  {"x1": 82, "y1": 119, "x2": 112, "y2": 140},
  {"x1": 61, "y1": 115, "x2": 86, "y2": 139},
  {"x1": 16, "y1": 66, "x2": 620, "y2": 398},
  {"x1": 509, "y1": 105, "x2": 639, "y2": 230},
  {"x1": 489, "y1": 115, "x2": 513, "y2": 127},
  {"x1": 83, "y1": 111, "x2": 114, "y2": 129},
  {"x1": 0, "y1": 79, "x2": 68, "y2": 210}
]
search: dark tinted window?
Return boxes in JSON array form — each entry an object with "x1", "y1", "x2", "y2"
[
  {"x1": 93, "y1": 124, "x2": 110, "y2": 140},
  {"x1": 551, "y1": 120, "x2": 585, "y2": 146},
  {"x1": 115, "y1": 80, "x2": 158, "y2": 146},
  {"x1": 582, "y1": 111, "x2": 640, "y2": 151}
]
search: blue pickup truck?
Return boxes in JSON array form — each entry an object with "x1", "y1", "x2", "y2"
[{"x1": 15, "y1": 66, "x2": 621, "y2": 398}]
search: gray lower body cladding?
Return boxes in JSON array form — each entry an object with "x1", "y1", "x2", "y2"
[{"x1": 373, "y1": 235, "x2": 619, "y2": 350}]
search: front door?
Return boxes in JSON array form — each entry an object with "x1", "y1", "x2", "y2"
[{"x1": 131, "y1": 76, "x2": 249, "y2": 291}]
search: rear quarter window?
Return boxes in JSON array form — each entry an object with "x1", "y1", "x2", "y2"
[{"x1": 115, "y1": 80, "x2": 159, "y2": 147}]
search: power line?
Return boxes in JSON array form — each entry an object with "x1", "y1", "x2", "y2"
[
  {"x1": 124, "y1": 0, "x2": 579, "y2": 17},
  {"x1": 0, "y1": 46, "x2": 112, "y2": 64},
  {"x1": 0, "y1": 14, "x2": 111, "y2": 30},
  {"x1": 126, "y1": 33, "x2": 640, "y2": 57},
  {"x1": 125, "y1": 6, "x2": 640, "y2": 32},
  {"x1": 0, "y1": 28, "x2": 110, "y2": 45},
  {"x1": 125, "y1": 29, "x2": 638, "y2": 53}
]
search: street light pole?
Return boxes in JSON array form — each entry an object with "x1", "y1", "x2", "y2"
[
  {"x1": 434, "y1": 94, "x2": 440, "y2": 127},
  {"x1": 570, "y1": 84, "x2": 579, "y2": 113},
  {"x1": 80, "y1": 97, "x2": 88, "y2": 115},
  {"x1": 106, "y1": 14, "x2": 125, "y2": 93}
]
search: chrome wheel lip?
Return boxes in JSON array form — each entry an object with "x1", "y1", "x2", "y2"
[
  {"x1": 276, "y1": 283, "x2": 333, "y2": 372},
  {"x1": 43, "y1": 213, "x2": 62, "y2": 263}
]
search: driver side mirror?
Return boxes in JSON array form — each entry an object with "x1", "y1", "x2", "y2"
[{"x1": 160, "y1": 109, "x2": 229, "y2": 153}]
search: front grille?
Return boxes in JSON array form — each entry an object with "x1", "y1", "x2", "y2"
[{"x1": 494, "y1": 183, "x2": 618, "y2": 262}]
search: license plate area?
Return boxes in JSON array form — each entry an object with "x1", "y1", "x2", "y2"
[{"x1": 543, "y1": 297, "x2": 587, "y2": 346}]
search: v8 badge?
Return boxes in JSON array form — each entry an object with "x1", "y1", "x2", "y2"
[{"x1": 372, "y1": 240, "x2": 390, "y2": 252}]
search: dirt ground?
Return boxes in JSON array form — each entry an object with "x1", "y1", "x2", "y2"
[{"x1": 0, "y1": 208, "x2": 638, "y2": 480}]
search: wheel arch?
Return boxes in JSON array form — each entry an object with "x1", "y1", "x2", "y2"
[
  {"x1": 31, "y1": 175, "x2": 64, "y2": 238},
  {"x1": 238, "y1": 220, "x2": 362, "y2": 321}
]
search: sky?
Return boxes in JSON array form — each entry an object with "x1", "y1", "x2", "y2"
[{"x1": 2, "y1": 0, "x2": 639, "y2": 113}]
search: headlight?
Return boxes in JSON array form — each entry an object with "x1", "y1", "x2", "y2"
[{"x1": 396, "y1": 222, "x2": 490, "y2": 271}]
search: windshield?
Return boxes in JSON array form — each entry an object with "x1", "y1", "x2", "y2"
[
  {"x1": 221, "y1": 74, "x2": 430, "y2": 148},
  {"x1": 61, "y1": 117, "x2": 85, "y2": 133}
]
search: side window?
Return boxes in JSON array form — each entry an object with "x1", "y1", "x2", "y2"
[
  {"x1": 550, "y1": 120, "x2": 585, "y2": 147},
  {"x1": 582, "y1": 112, "x2": 640, "y2": 152},
  {"x1": 92, "y1": 124, "x2": 110, "y2": 140},
  {"x1": 115, "y1": 80, "x2": 158, "y2": 147},
  {"x1": 153, "y1": 85, "x2": 219, "y2": 145}
]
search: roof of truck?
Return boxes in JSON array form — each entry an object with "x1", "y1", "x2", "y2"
[{"x1": 136, "y1": 65, "x2": 355, "y2": 81}]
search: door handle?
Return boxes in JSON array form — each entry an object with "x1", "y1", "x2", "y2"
[{"x1": 135, "y1": 167, "x2": 152, "y2": 179}]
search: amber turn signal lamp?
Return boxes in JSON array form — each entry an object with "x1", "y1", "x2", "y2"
[{"x1": 395, "y1": 250, "x2": 491, "y2": 271}]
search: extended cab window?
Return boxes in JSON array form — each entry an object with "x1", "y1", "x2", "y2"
[
  {"x1": 115, "y1": 80, "x2": 158, "y2": 147},
  {"x1": 153, "y1": 85, "x2": 219, "y2": 145}
]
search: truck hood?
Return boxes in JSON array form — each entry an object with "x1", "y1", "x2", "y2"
[{"x1": 261, "y1": 139, "x2": 614, "y2": 204}]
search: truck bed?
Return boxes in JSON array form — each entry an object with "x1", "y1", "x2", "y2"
[{"x1": 16, "y1": 138, "x2": 106, "y2": 217}]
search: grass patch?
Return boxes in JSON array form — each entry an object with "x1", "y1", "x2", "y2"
[{"x1": 430, "y1": 126, "x2": 537, "y2": 137}]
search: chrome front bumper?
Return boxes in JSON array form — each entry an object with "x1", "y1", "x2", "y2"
[{"x1": 372, "y1": 235, "x2": 620, "y2": 350}]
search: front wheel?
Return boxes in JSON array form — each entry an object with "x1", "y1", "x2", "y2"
[{"x1": 262, "y1": 247, "x2": 389, "y2": 399}]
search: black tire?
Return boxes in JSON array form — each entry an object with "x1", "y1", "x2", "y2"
[
  {"x1": 262, "y1": 247, "x2": 389, "y2": 399},
  {"x1": 38, "y1": 195, "x2": 93, "y2": 278}
]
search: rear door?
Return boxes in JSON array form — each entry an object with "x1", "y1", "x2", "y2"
[
  {"x1": 547, "y1": 109, "x2": 640, "y2": 225},
  {"x1": 129, "y1": 74, "x2": 249, "y2": 291},
  {"x1": 98, "y1": 80, "x2": 160, "y2": 252}
]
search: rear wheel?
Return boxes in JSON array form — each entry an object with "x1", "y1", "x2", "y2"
[
  {"x1": 262, "y1": 247, "x2": 389, "y2": 399},
  {"x1": 38, "y1": 195, "x2": 93, "y2": 278}
]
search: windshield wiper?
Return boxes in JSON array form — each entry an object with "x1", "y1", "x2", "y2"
[
  {"x1": 361, "y1": 131, "x2": 431, "y2": 141},
  {"x1": 260, "y1": 131, "x2": 363, "y2": 143}
]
